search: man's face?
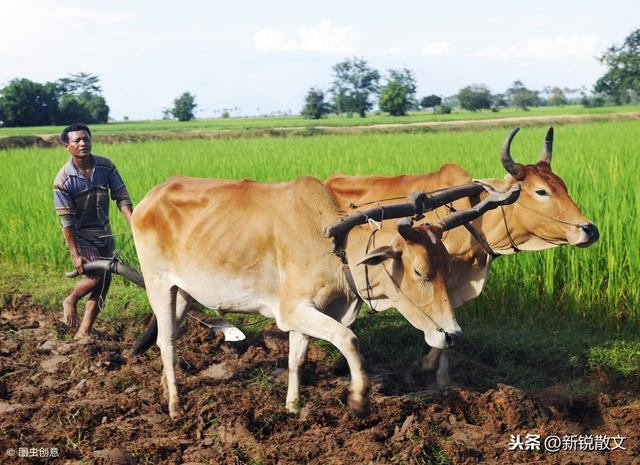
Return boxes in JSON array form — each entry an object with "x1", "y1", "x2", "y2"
[{"x1": 64, "y1": 130, "x2": 92, "y2": 158}]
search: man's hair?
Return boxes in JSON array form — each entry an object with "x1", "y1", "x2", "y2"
[{"x1": 61, "y1": 123, "x2": 92, "y2": 143}]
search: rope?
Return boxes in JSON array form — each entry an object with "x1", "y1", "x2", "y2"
[
  {"x1": 379, "y1": 264, "x2": 445, "y2": 334},
  {"x1": 95, "y1": 232, "x2": 135, "y2": 311},
  {"x1": 513, "y1": 202, "x2": 583, "y2": 227}
]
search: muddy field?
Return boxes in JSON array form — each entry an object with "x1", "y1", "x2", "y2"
[{"x1": 1, "y1": 297, "x2": 638, "y2": 465}]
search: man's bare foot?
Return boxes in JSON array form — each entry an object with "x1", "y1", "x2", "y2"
[
  {"x1": 73, "y1": 331, "x2": 92, "y2": 343},
  {"x1": 61, "y1": 298, "x2": 78, "y2": 328}
]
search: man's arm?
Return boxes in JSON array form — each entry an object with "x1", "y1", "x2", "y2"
[
  {"x1": 62, "y1": 226, "x2": 87, "y2": 273},
  {"x1": 120, "y1": 203, "x2": 133, "y2": 226}
]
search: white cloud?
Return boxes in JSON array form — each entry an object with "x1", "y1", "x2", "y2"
[
  {"x1": 478, "y1": 34, "x2": 599, "y2": 60},
  {"x1": 254, "y1": 29, "x2": 297, "y2": 53},
  {"x1": 421, "y1": 40, "x2": 454, "y2": 56},
  {"x1": 0, "y1": 1, "x2": 132, "y2": 54},
  {"x1": 254, "y1": 19, "x2": 356, "y2": 54}
]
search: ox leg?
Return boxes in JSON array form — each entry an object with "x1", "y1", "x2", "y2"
[
  {"x1": 160, "y1": 288, "x2": 193, "y2": 403},
  {"x1": 146, "y1": 279, "x2": 182, "y2": 419},
  {"x1": 415, "y1": 347, "x2": 442, "y2": 372},
  {"x1": 286, "y1": 331, "x2": 309, "y2": 413},
  {"x1": 175, "y1": 288, "x2": 193, "y2": 325},
  {"x1": 279, "y1": 304, "x2": 369, "y2": 417},
  {"x1": 436, "y1": 351, "x2": 451, "y2": 388}
]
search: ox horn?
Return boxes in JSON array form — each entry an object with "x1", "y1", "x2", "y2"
[
  {"x1": 397, "y1": 218, "x2": 422, "y2": 243},
  {"x1": 501, "y1": 128, "x2": 524, "y2": 178},
  {"x1": 538, "y1": 127, "x2": 553, "y2": 165}
]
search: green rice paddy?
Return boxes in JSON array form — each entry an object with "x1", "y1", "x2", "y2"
[{"x1": 1, "y1": 121, "x2": 638, "y2": 328}]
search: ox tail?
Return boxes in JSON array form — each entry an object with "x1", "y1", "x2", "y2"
[{"x1": 131, "y1": 315, "x2": 158, "y2": 356}]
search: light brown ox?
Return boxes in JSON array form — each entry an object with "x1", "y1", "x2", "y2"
[
  {"x1": 325, "y1": 127, "x2": 599, "y2": 386},
  {"x1": 131, "y1": 175, "x2": 472, "y2": 418}
]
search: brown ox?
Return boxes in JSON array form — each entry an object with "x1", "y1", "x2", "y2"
[
  {"x1": 132, "y1": 176, "x2": 474, "y2": 418},
  {"x1": 325, "y1": 127, "x2": 599, "y2": 385}
]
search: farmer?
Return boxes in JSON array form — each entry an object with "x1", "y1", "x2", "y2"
[{"x1": 53, "y1": 123, "x2": 133, "y2": 339}]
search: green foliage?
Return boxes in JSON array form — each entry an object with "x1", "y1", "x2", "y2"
[
  {"x1": 0, "y1": 79, "x2": 59, "y2": 127},
  {"x1": 580, "y1": 93, "x2": 607, "y2": 108},
  {"x1": 506, "y1": 80, "x2": 540, "y2": 111},
  {"x1": 171, "y1": 92, "x2": 197, "y2": 121},
  {"x1": 434, "y1": 104, "x2": 452, "y2": 114},
  {"x1": 329, "y1": 57, "x2": 380, "y2": 117},
  {"x1": 595, "y1": 28, "x2": 640, "y2": 104},
  {"x1": 301, "y1": 87, "x2": 331, "y2": 119},
  {"x1": 379, "y1": 81, "x2": 411, "y2": 116},
  {"x1": 56, "y1": 72, "x2": 102, "y2": 96},
  {"x1": 457, "y1": 84, "x2": 492, "y2": 111},
  {"x1": 547, "y1": 87, "x2": 569, "y2": 106},
  {"x1": 491, "y1": 93, "x2": 507, "y2": 111},
  {"x1": 0, "y1": 74, "x2": 109, "y2": 127},
  {"x1": 420, "y1": 94, "x2": 442, "y2": 110},
  {"x1": 379, "y1": 68, "x2": 417, "y2": 116},
  {"x1": 57, "y1": 93, "x2": 109, "y2": 125}
]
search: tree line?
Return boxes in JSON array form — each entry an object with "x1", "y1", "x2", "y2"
[
  {"x1": 302, "y1": 28, "x2": 640, "y2": 119},
  {"x1": 1, "y1": 29, "x2": 638, "y2": 126},
  {"x1": 0, "y1": 73, "x2": 109, "y2": 127}
]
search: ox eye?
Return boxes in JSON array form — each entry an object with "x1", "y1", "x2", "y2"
[
  {"x1": 535, "y1": 188, "x2": 549, "y2": 197},
  {"x1": 414, "y1": 268, "x2": 429, "y2": 281}
]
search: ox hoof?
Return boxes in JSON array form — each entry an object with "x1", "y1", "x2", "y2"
[
  {"x1": 348, "y1": 395, "x2": 370, "y2": 418},
  {"x1": 169, "y1": 400, "x2": 183, "y2": 419},
  {"x1": 285, "y1": 401, "x2": 301, "y2": 414}
]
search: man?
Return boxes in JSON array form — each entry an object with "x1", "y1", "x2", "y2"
[{"x1": 53, "y1": 123, "x2": 133, "y2": 339}]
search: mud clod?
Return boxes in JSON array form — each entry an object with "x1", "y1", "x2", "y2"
[{"x1": 1, "y1": 302, "x2": 638, "y2": 464}]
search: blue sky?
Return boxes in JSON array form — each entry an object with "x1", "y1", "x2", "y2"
[{"x1": 1, "y1": 0, "x2": 637, "y2": 120}]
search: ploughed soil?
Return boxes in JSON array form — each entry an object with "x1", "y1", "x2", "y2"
[{"x1": 1, "y1": 297, "x2": 639, "y2": 465}]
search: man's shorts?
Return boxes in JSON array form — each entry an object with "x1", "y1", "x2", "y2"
[{"x1": 77, "y1": 240, "x2": 115, "y2": 262}]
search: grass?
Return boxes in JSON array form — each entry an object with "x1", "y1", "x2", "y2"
[
  {"x1": 1, "y1": 120, "x2": 638, "y2": 327},
  {"x1": 1, "y1": 104, "x2": 640, "y2": 138}
]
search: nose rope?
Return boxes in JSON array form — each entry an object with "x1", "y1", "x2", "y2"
[
  {"x1": 496, "y1": 201, "x2": 585, "y2": 254},
  {"x1": 513, "y1": 202, "x2": 584, "y2": 227},
  {"x1": 379, "y1": 264, "x2": 445, "y2": 333}
]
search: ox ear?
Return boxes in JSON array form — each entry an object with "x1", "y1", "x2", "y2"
[
  {"x1": 473, "y1": 178, "x2": 512, "y2": 194},
  {"x1": 356, "y1": 246, "x2": 399, "y2": 266}
]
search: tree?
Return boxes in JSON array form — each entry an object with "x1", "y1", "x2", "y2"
[
  {"x1": 0, "y1": 78, "x2": 59, "y2": 127},
  {"x1": 55, "y1": 73, "x2": 109, "y2": 124},
  {"x1": 491, "y1": 93, "x2": 507, "y2": 111},
  {"x1": 301, "y1": 87, "x2": 331, "y2": 119},
  {"x1": 547, "y1": 87, "x2": 568, "y2": 106},
  {"x1": 56, "y1": 72, "x2": 102, "y2": 95},
  {"x1": 457, "y1": 84, "x2": 492, "y2": 111},
  {"x1": 506, "y1": 80, "x2": 539, "y2": 110},
  {"x1": 420, "y1": 95, "x2": 442, "y2": 111},
  {"x1": 171, "y1": 92, "x2": 197, "y2": 121},
  {"x1": 378, "y1": 68, "x2": 417, "y2": 116},
  {"x1": 594, "y1": 28, "x2": 640, "y2": 104},
  {"x1": 329, "y1": 57, "x2": 380, "y2": 117},
  {"x1": 379, "y1": 81, "x2": 409, "y2": 116}
]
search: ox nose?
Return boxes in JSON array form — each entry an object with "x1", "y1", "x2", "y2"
[
  {"x1": 579, "y1": 223, "x2": 600, "y2": 245},
  {"x1": 444, "y1": 331, "x2": 463, "y2": 348}
]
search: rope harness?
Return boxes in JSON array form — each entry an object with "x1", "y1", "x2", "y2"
[{"x1": 334, "y1": 209, "x2": 446, "y2": 334}]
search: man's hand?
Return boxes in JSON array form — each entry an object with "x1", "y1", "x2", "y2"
[
  {"x1": 121, "y1": 204, "x2": 133, "y2": 226},
  {"x1": 71, "y1": 253, "x2": 88, "y2": 274}
]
